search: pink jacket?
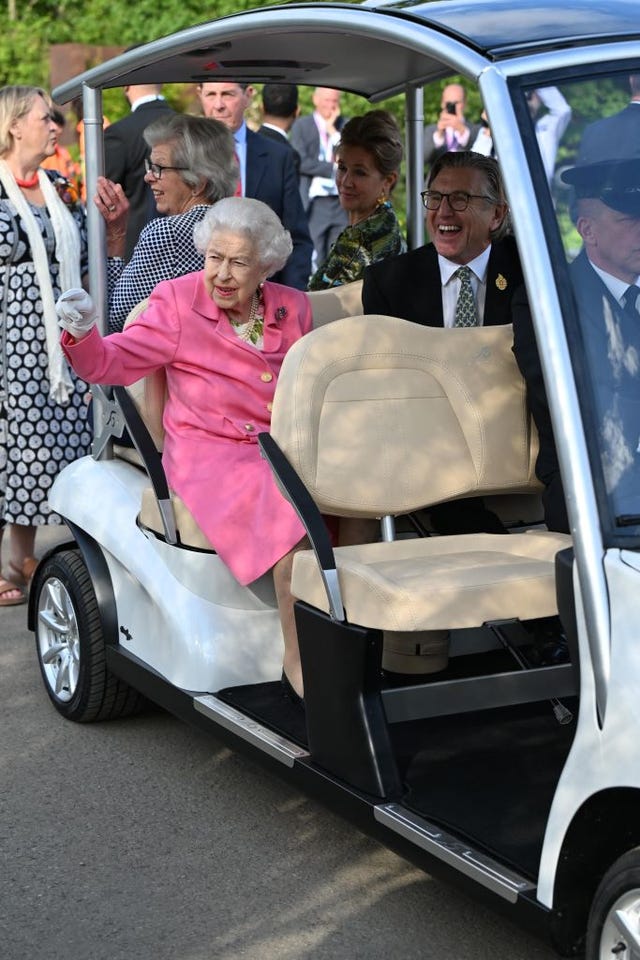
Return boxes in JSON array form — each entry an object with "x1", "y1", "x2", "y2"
[{"x1": 63, "y1": 273, "x2": 312, "y2": 584}]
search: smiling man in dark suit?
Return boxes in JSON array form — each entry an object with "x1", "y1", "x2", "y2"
[
  {"x1": 197, "y1": 81, "x2": 312, "y2": 289},
  {"x1": 363, "y1": 151, "x2": 522, "y2": 327},
  {"x1": 363, "y1": 151, "x2": 524, "y2": 535}
]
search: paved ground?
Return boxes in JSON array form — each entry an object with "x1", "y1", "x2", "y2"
[{"x1": 0, "y1": 525, "x2": 559, "y2": 960}]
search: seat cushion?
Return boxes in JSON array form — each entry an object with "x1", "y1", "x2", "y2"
[
  {"x1": 291, "y1": 530, "x2": 572, "y2": 631},
  {"x1": 139, "y1": 486, "x2": 215, "y2": 551}
]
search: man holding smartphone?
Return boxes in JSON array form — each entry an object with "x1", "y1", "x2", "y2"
[{"x1": 424, "y1": 82, "x2": 479, "y2": 168}]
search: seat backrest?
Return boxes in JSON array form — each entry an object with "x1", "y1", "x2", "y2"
[
  {"x1": 270, "y1": 315, "x2": 539, "y2": 518},
  {"x1": 307, "y1": 279, "x2": 363, "y2": 328},
  {"x1": 120, "y1": 298, "x2": 166, "y2": 451},
  {"x1": 118, "y1": 283, "x2": 363, "y2": 454}
]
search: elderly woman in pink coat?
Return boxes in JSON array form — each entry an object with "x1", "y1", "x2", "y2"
[{"x1": 57, "y1": 197, "x2": 312, "y2": 703}]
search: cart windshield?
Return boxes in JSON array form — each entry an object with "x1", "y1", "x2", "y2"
[{"x1": 527, "y1": 68, "x2": 640, "y2": 540}]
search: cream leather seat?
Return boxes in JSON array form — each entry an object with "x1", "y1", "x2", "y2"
[
  {"x1": 265, "y1": 314, "x2": 571, "y2": 632},
  {"x1": 307, "y1": 279, "x2": 363, "y2": 327}
]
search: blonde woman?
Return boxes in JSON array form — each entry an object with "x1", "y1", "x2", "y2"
[{"x1": 0, "y1": 85, "x2": 90, "y2": 604}]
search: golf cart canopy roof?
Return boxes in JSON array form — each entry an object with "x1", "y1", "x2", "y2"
[{"x1": 52, "y1": 0, "x2": 640, "y2": 104}]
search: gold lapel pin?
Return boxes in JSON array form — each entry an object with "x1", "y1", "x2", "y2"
[{"x1": 495, "y1": 274, "x2": 507, "y2": 291}]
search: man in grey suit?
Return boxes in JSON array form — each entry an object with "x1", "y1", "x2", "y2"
[
  {"x1": 578, "y1": 74, "x2": 640, "y2": 163},
  {"x1": 104, "y1": 83, "x2": 174, "y2": 261},
  {"x1": 290, "y1": 87, "x2": 349, "y2": 268}
]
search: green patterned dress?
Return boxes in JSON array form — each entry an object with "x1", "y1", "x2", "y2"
[{"x1": 308, "y1": 201, "x2": 406, "y2": 290}]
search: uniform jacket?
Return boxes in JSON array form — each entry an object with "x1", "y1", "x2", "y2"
[
  {"x1": 245, "y1": 129, "x2": 312, "y2": 290},
  {"x1": 514, "y1": 249, "x2": 640, "y2": 530},
  {"x1": 62, "y1": 275, "x2": 312, "y2": 583}
]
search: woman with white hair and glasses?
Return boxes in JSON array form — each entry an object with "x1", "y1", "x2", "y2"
[
  {"x1": 58, "y1": 197, "x2": 315, "y2": 702},
  {"x1": 0, "y1": 85, "x2": 90, "y2": 605},
  {"x1": 95, "y1": 112, "x2": 238, "y2": 331}
]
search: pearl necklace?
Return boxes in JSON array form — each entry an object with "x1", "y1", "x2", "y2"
[{"x1": 230, "y1": 293, "x2": 263, "y2": 343}]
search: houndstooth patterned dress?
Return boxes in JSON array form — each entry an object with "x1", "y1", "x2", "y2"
[
  {"x1": 0, "y1": 177, "x2": 91, "y2": 526},
  {"x1": 107, "y1": 205, "x2": 211, "y2": 333}
]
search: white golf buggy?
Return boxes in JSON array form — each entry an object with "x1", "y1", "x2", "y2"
[{"x1": 29, "y1": 2, "x2": 640, "y2": 957}]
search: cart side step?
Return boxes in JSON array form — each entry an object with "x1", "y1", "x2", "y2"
[
  {"x1": 374, "y1": 803, "x2": 536, "y2": 902},
  {"x1": 194, "y1": 694, "x2": 310, "y2": 767}
]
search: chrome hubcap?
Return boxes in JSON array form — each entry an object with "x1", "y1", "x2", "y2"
[
  {"x1": 37, "y1": 576, "x2": 80, "y2": 703},
  {"x1": 601, "y1": 891, "x2": 640, "y2": 959}
]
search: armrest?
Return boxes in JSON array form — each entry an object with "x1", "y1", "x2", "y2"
[
  {"x1": 113, "y1": 385, "x2": 177, "y2": 545},
  {"x1": 258, "y1": 432, "x2": 345, "y2": 621}
]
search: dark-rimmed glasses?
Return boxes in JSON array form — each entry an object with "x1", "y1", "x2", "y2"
[
  {"x1": 144, "y1": 159, "x2": 189, "y2": 179},
  {"x1": 421, "y1": 190, "x2": 492, "y2": 211}
]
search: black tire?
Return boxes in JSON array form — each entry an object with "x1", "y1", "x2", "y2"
[
  {"x1": 34, "y1": 548, "x2": 143, "y2": 722},
  {"x1": 586, "y1": 847, "x2": 640, "y2": 959}
]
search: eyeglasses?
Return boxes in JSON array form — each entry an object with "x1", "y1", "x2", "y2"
[
  {"x1": 421, "y1": 190, "x2": 492, "y2": 211},
  {"x1": 144, "y1": 159, "x2": 188, "y2": 179}
]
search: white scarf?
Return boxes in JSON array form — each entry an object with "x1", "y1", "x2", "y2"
[{"x1": 0, "y1": 159, "x2": 82, "y2": 404}]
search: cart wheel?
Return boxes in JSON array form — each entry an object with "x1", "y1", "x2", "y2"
[
  {"x1": 34, "y1": 549, "x2": 143, "y2": 722},
  {"x1": 586, "y1": 848, "x2": 640, "y2": 959}
]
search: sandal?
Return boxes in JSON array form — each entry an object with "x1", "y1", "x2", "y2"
[
  {"x1": 8, "y1": 556, "x2": 38, "y2": 589},
  {"x1": 0, "y1": 576, "x2": 26, "y2": 606}
]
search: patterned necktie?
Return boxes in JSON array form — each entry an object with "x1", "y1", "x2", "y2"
[
  {"x1": 453, "y1": 265, "x2": 479, "y2": 327},
  {"x1": 623, "y1": 284, "x2": 640, "y2": 320}
]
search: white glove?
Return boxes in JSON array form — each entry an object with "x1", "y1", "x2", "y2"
[{"x1": 56, "y1": 288, "x2": 98, "y2": 339}]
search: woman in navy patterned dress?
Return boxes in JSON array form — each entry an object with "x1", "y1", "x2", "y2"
[
  {"x1": 95, "y1": 113, "x2": 238, "y2": 332},
  {"x1": 0, "y1": 86, "x2": 90, "y2": 604}
]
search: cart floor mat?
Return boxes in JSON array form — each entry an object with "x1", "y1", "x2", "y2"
[{"x1": 391, "y1": 698, "x2": 578, "y2": 879}]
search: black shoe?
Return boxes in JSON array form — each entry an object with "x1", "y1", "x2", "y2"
[{"x1": 281, "y1": 671, "x2": 304, "y2": 708}]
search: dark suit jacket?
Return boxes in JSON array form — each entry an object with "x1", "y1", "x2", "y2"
[
  {"x1": 362, "y1": 235, "x2": 523, "y2": 326},
  {"x1": 577, "y1": 103, "x2": 640, "y2": 163},
  {"x1": 363, "y1": 236, "x2": 524, "y2": 536},
  {"x1": 104, "y1": 98, "x2": 174, "y2": 262},
  {"x1": 245, "y1": 129, "x2": 312, "y2": 290},
  {"x1": 290, "y1": 113, "x2": 345, "y2": 211},
  {"x1": 258, "y1": 124, "x2": 301, "y2": 175}
]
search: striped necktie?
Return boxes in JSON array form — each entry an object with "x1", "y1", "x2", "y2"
[{"x1": 233, "y1": 150, "x2": 242, "y2": 197}]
